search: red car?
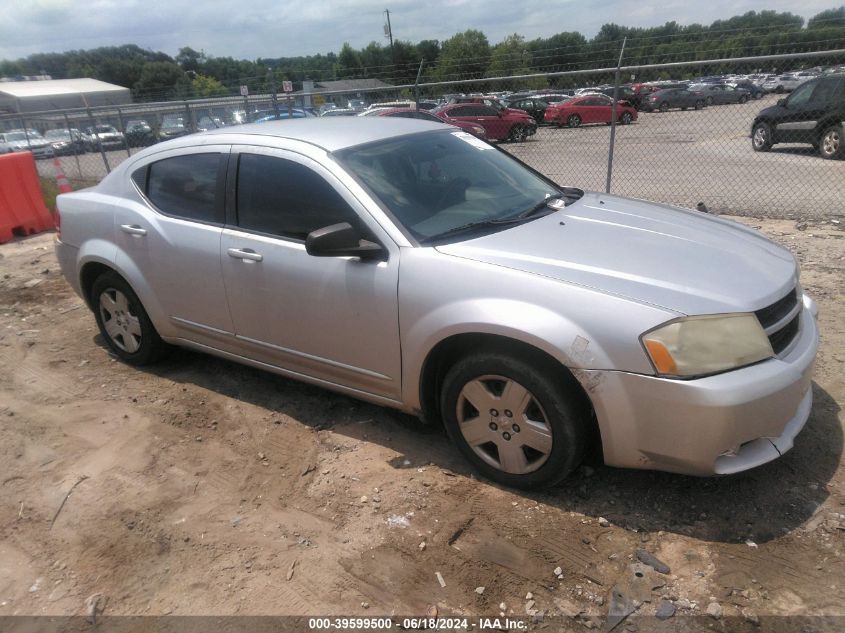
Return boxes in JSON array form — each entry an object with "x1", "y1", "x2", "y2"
[
  {"x1": 434, "y1": 103, "x2": 537, "y2": 141},
  {"x1": 544, "y1": 94, "x2": 638, "y2": 128},
  {"x1": 372, "y1": 107, "x2": 487, "y2": 140}
]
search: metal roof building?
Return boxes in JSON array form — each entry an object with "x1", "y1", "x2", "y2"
[{"x1": 0, "y1": 78, "x2": 131, "y2": 115}]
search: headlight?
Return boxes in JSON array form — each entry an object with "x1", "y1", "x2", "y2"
[{"x1": 641, "y1": 314, "x2": 773, "y2": 378}]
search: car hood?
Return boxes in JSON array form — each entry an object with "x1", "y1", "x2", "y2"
[{"x1": 435, "y1": 192, "x2": 797, "y2": 315}]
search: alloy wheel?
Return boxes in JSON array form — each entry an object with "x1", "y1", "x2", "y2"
[
  {"x1": 822, "y1": 129, "x2": 841, "y2": 158},
  {"x1": 753, "y1": 125, "x2": 769, "y2": 149},
  {"x1": 99, "y1": 288, "x2": 142, "y2": 353},
  {"x1": 456, "y1": 375, "x2": 553, "y2": 474}
]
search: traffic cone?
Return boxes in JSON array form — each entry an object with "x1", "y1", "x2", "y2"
[{"x1": 53, "y1": 158, "x2": 73, "y2": 193}]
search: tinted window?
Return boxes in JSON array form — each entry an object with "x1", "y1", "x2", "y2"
[
  {"x1": 477, "y1": 106, "x2": 499, "y2": 116},
  {"x1": 448, "y1": 106, "x2": 475, "y2": 117},
  {"x1": 146, "y1": 153, "x2": 221, "y2": 222},
  {"x1": 787, "y1": 81, "x2": 817, "y2": 108},
  {"x1": 236, "y1": 153, "x2": 358, "y2": 240},
  {"x1": 811, "y1": 79, "x2": 840, "y2": 104}
]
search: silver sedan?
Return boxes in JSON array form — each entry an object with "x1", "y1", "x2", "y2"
[{"x1": 54, "y1": 118, "x2": 818, "y2": 489}]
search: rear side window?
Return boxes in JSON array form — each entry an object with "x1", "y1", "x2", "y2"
[
  {"x1": 236, "y1": 153, "x2": 358, "y2": 241},
  {"x1": 146, "y1": 153, "x2": 222, "y2": 223}
]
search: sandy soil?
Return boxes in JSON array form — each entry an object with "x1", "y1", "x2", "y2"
[{"x1": 0, "y1": 215, "x2": 843, "y2": 627}]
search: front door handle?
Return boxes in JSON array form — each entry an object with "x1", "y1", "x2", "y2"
[
  {"x1": 227, "y1": 247, "x2": 263, "y2": 262},
  {"x1": 120, "y1": 224, "x2": 147, "y2": 236}
]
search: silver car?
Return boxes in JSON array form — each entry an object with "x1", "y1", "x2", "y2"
[{"x1": 54, "y1": 119, "x2": 818, "y2": 489}]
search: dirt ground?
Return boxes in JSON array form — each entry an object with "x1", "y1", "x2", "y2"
[{"x1": 0, "y1": 215, "x2": 843, "y2": 628}]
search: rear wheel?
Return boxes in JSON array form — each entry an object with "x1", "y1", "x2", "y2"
[
  {"x1": 695, "y1": 100, "x2": 704, "y2": 110},
  {"x1": 739, "y1": 95, "x2": 749, "y2": 104},
  {"x1": 566, "y1": 114, "x2": 581, "y2": 128},
  {"x1": 752, "y1": 121, "x2": 774, "y2": 152},
  {"x1": 820, "y1": 125, "x2": 844, "y2": 160},
  {"x1": 659, "y1": 102, "x2": 669, "y2": 113},
  {"x1": 706, "y1": 96, "x2": 714, "y2": 106},
  {"x1": 92, "y1": 271, "x2": 170, "y2": 365},
  {"x1": 619, "y1": 111, "x2": 633, "y2": 125},
  {"x1": 441, "y1": 351, "x2": 590, "y2": 489}
]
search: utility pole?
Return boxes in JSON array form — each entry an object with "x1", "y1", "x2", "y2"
[{"x1": 384, "y1": 9, "x2": 395, "y2": 65}]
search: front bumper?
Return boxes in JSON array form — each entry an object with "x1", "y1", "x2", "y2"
[{"x1": 579, "y1": 294, "x2": 819, "y2": 476}]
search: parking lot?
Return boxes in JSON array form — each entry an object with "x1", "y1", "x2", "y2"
[
  {"x1": 30, "y1": 93, "x2": 844, "y2": 221},
  {"x1": 1, "y1": 212, "x2": 843, "y2": 624}
]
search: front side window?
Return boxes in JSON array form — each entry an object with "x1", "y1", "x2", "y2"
[
  {"x1": 236, "y1": 153, "x2": 358, "y2": 240},
  {"x1": 335, "y1": 130, "x2": 561, "y2": 244},
  {"x1": 786, "y1": 81, "x2": 816, "y2": 108},
  {"x1": 146, "y1": 153, "x2": 221, "y2": 223}
]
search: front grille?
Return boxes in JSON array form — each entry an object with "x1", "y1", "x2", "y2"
[{"x1": 755, "y1": 288, "x2": 800, "y2": 355}]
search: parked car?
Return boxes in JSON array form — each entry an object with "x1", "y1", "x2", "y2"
[
  {"x1": 54, "y1": 117, "x2": 819, "y2": 489},
  {"x1": 254, "y1": 109, "x2": 313, "y2": 122},
  {"x1": 544, "y1": 94, "x2": 637, "y2": 127},
  {"x1": 504, "y1": 97, "x2": 549, "y2": 124},
  {"x1": 44, "y1": 128, "x2": 90, "y2": 155},
  {"x1": 372, "y1": 107, "x2": 487, "y2": 139},
  {"x1": 751, "y1": 73, "x2": 845, "y2": 160},
  {"x1": 87, "y1": 124, "x2": 125, "y2": 150},
  {"x1": 762, "y1": 74, "x2": 809, "y2": 94},
  {"x1": 158, "y1": 117, "x2": 190, "y2": 140},
  {"x1": 434, "y1": 103, "x2": 537, "y2": 141},
  {"x1": 727, "y1": 80, "x2": 765, "y2": 100},
  {"x1": 124, "y1": 120, "x2": 157, "y2": 147},
  {"x1": 0, "y1": 129, "x2": 54, "y2": 159},
  {"x1": 319, "y1": 108, "x2": 358, "y2": 117},
  {"x1": 639, "y1": 88, "x2": 705, "y2": 113},
  {"x1": 689, "y1": 84, "x2": 751, "y2": 105}
]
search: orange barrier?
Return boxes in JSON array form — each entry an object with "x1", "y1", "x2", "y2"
[{"x1": 0, "y1": 152, "x2": 55, "y2": 244}]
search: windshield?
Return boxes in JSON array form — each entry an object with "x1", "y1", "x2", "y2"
[
  {"x1": 95, "y1": 125, "x2": 116, "y2": 133},
  {"x1": 335, "y1": 130, "x2": 561, "y2": 244},
  {"x1": 6, "y1": 132, "x2": 28, "y2": 141}
]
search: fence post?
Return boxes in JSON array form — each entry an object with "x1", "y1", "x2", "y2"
[
  {"x1": 243, "y1": 94, "x2": 250, "y2": 124},
  {"x1": 414, "y1": 60, "x2": 424, "y2": 110},
  {"x1": 19, "y1": 116, "x2": 33, "y2": 153},
  {"x1": 63, "y1": 112, "x2": 83, "y2": 182},
  {"x1": 81, "y1": 94, "x2": 110, "y2": 174},
  {"x1": 116, "y1": 106, "x2": 131, "y2": 158},
  {"x1": 605, "y1": 37, "x2": 627, "y2": 194}
]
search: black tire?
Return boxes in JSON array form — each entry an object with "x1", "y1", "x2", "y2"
[
  {"x1": 659, "y1": 102, "x2": 669, "y2": 113},
  {"x1": 567, "y1": 114, "x2": 581, "y2": 128},
  {"x1": 680, "y1": 106, "x2": 687, "y2": 111},
  {"x1": 619, "y1": 111, "x2": 633, "y2": 125},
  {"x1": 819, "y1": 124, "x2": 844, "y2": 160},
  {"x1": 508, "y1": 124, "x2": 528, "y2": 142},
  {"x1": 91, "y1": 271, "x2": 170, "y2": 365},
  {"x1": 695, "y1": 100, "x2": 704, "y2": 110},
  {"x1": 739, "y1": 95, "x2": 748, "y2": 104},
  {"x1": 706, "y1": 96, "x2": 714, "y2": 106},
  {"x1": 776, "y1": 86, "x2": 785, "y2": 94},
  {"x1": 440, "y1": 351, "x2": 590, "y2": 489},
  {"x1": 751, "y1": 121, "x2": 774, "y2": 152}
]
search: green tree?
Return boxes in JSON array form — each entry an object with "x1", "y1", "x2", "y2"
[
  {"x1": 176, "y1": 47, "x2": 205, "y2": 72},
  {"x1": 435, "y1": 29, "x2": 490, "y2": 80},
  {"x1": 133, "y1": 61, "x2": 185, "y2": 100},
  {"x1": 808, "y1": 7, "x2": 845, "y2": 29},
  {"x1": 191, "y1": 73, "x2": 228, "y2": 97},
  {"x1": 336, "y1": 42, "x2": 362, "y2": 78}
]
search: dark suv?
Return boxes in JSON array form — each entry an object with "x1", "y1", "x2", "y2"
[{"x1": 751, "y1": 74, "x2": 845, "y2": 159}]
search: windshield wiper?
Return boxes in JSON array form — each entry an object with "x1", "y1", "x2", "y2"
[{"x1": 510, "y1": 192, "x2": 566, "y2": 220}]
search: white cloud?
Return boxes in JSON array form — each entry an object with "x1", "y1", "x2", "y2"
[{"x1": 0, "y1": 0, "x2": 839, "y2": 60}]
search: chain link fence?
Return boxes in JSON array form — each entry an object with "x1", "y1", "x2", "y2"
[{"x1": 2, "y1": 49, "x2": 843, "y2": 219}]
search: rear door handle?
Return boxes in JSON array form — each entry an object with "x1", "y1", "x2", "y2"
[
  {"x1": 227, "y1": 247, "x2": 263, "y2": 262},
  {"x1": 120, "y1": 224, "x2": 147, "y2": 236}
]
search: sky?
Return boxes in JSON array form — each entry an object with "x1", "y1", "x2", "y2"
[{"x1": 0, "y1": 0, "x2": 840, "y2": 61}]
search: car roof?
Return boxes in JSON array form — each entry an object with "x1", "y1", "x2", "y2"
[{"x1": 194, "y1": 117, "x2": 447, "y2": 152}]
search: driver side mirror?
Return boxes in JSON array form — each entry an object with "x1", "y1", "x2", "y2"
[{"x1": 305, "y1": 222, "x2": 386, "y2": 261}]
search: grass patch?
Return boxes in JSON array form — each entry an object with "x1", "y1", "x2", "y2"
[{"x1": 39, "y1": 176, "x2": 61, "y2": 214}]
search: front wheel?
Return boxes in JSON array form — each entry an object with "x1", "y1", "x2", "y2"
[
  {"x1": 659, "y1": 102, "x2": 669, "y2": 113},
  {"x1": 695, "y1": 100, "x2": 704, "y2": 110},
  {"x1": 566, "y1": 114, "x2": 581, "y2": 128},
  {"x1": 619, "y1": 111, "x2": 633, "y2": 125},
  {"x1": 739, "y1": 95, "x2": 748, "y2": 104},
  {"x1": 706, "y1": 96, "x2": 714, "y2": 106},
  {"x1": 92, "y1": 271, "x2": 170, "y2": 365},
  {"x1": 440, "y1": 352, "x2": 589, "y2": 489},
  {"x1": 752, "y1": 122, "x2": 774, "y2": 152},
  {"x1": 509, "y1": 124, "x2": 529, "y2": 142},
  {"x1": 820, "y1": 125, "x2": 844, "y2": 160}
]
